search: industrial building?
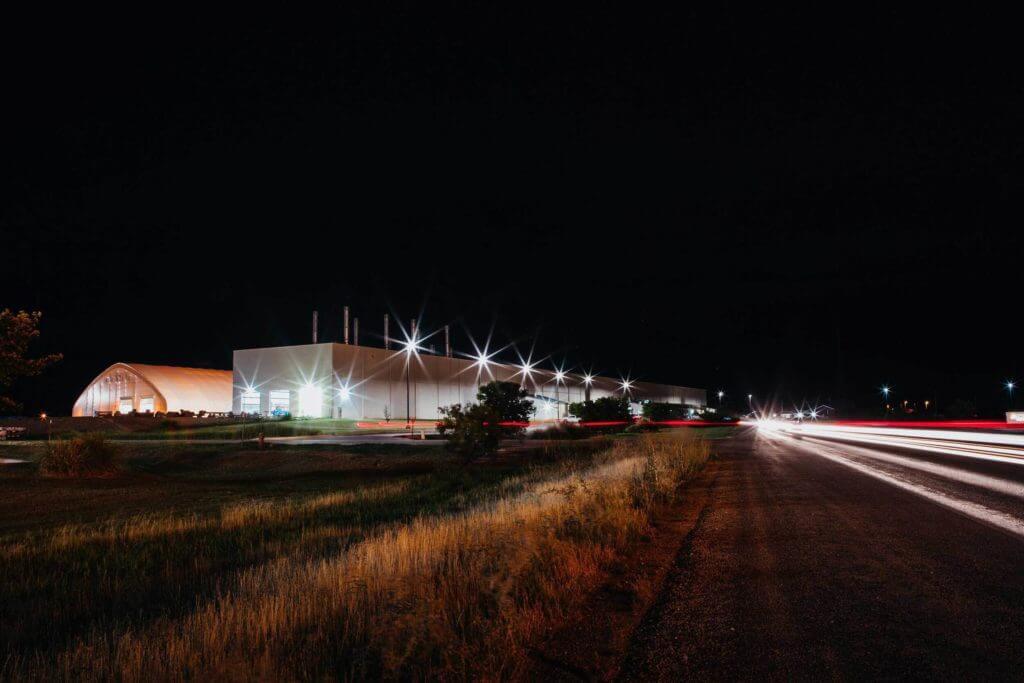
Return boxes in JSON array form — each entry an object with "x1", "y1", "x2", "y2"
[
  {"x1": 72, "y1": 363, "x2": 233, "y2": 416},
  {"x1": 73, "y1": 314, "x2": 706, "y2": 419},
  {"x1": 231, "y1": 341, "x2": 704, "y2": 421}
]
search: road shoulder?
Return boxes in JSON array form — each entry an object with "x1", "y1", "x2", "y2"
[{"x1": 525, "y1": 455, "x2": 722, "y2": 680}]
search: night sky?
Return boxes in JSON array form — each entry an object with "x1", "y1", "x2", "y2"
[{"x1": 3, "y1": 10, "x2": 1021, "y2": 416}]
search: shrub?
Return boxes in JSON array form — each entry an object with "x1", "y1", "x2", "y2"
[
  {"x1": 641, "y1": 402, "x2": 690, "y2": 421},
  {"x1": 567, "y1": 396, "x2": 632, "y2": 430},
  {"x1": 39, "y1": 434, "x2": 118, "y2": 477},
  {"x1": 438, "y1": 381, "x2": 536, "y2": 460},
  {"x1": 438, "y1": 403, "x2": 502, "y2": 459}
]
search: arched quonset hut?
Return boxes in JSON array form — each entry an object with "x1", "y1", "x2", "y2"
[{"x1": 72, "y1": 363, "x2": 232, "y2": 416}]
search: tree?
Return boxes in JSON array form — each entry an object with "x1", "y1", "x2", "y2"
[
  {"x1": 475, "y1": 381, "x2": 535, "y2": 435},
  {"x1": 568, "y1": 395, "x2": 632, "y2": 423},
  {"x1": 642, "y1": 402, "x2": 690, "y2": 421},
  {"x1": 437, "y1": 381, "x2": 535, "y2": 460},
  {"x1": 0, "y1": 310, "x2": 62, "y2": 414}
]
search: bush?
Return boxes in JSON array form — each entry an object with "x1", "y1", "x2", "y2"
[
  {"x1": 438, "y1": 403, "x2": 502, "y2": 459},
  {"x1": 567, "y1": 396, "x2": 632, "y2": 430},
  {"x1": 438, "y1": 381, "x2": 536, "y2": 460},
  {"x1": 39, "y1": 434, "x2": 118, "y2": 477},
  {"x1": 641, "y1": 402, "x2": 690, "y2": 421}
]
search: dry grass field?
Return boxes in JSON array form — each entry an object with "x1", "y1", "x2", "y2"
[{"x1": 0, "y1": 433, "x2": 710, "y2": 680}]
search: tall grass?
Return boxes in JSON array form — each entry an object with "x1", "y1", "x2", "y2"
[
  {"x1": 38, "y1": 434, "x2": 117, "y2": 477},
  {"x1": 3, "y1": 433, "x2": 709, "y2": 680}
]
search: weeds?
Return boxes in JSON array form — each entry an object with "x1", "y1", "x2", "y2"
[
  {"x1": 38, "y1": 434, "x2": 118, "y2": 477},
  {"x1": 2, "y1": 433, "x2": 710, "y2": 681}
]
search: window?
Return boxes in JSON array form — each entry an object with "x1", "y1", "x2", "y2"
[
  {"x1": 140, "y1": 397, "x2": 154, "y2": 413},
  {"x1": 269, "y1": 390, "x2": 290, "y2": 416},
  {"x1": 240, "y1": 391, "x2": 260, "y2": 414},
  {"x1": 118, "y1": 398, "x2": 133, "y2": 414}
]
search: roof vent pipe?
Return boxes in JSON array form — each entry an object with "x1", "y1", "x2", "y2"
[
  {"x1": 343, "y1": 306, "x2": 350, "y2": 344},
  {"x1": 384, "y1": 314, "x2": 390, "y2": 350},
  {"x1": 444, "y1": 325, "x2": 451, "y2": 357},
  {"x1": 353, "y1": 318, "x2": 359, "y2": 346},
  {"x1": 312, "y1": 310, "x2": 319, "y2": 344}
]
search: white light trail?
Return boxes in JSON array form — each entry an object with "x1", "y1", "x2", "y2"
[{"x1": 773, "y1": 434, "x2": 1024, "y2": 539}]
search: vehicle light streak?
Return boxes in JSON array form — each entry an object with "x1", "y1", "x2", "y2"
[
  {"x1": 756, "y1": 420, "x2": 1024, "y2": 466},
  {"x1": 769, "y1": 432, "x2": 1024, "y2": 539}
]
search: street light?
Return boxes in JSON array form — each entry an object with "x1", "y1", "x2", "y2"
[
  {"x1": 403, "y1": 333, "x2": 422, "y2": 430},
  {"x1": 717, "y1": 390, "x2": 724, "y2": 406},
  {"x1": 553, "y1": 368, "x2": 566, "y2": 419}
]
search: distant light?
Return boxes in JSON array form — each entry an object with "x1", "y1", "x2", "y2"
[
  {"x1": 748, "y1": 393, "x2": 753, "y2": 401},
  {"x1": 518, "y1": 361, "x2": 534, "y2": 377},
  {"x1": 403, "y1": 336, "x2": 422, "y2": 356},
  {"x1": 554, "y1": 370, "x2": 566, "y2": 383},
  {"x1": 1007, "y1": 380, "x2": 1016, "y2": 392},
  {"x1": 472, "y1": 346, "x2": 496, "y2": 370},
  {"x1": 621, "y1": 379, "x2": 633, "y2": 392},
  {"x1": 39, "y1": 412, "x2": 47, "y2": 420},
  {"x1": 809, "y1": 409, "x2": 818, "y2": 419},
  {"x1": 338, "y1": 386, "x2": 351, "y2": 401},
  {"x1": 583, "y1": 374, "x2": 593, "y2": 385},
  {"x1": 881, "y1": 385, "x2": 890, "y2": 396},
  {"x1": 717, "y1": 390, "x2": 724, "y2": 399}
]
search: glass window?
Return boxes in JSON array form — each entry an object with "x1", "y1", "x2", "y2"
[
  {"x1": 240, "y1": 391, "x2": 260, "y2": 414},
  {"x1": 269, "y1": 390, "x2": 290, "y2": 416},
  {"x1": 118, "y1": 398, "x2": 133, "y2": 414},
  {"x1": 140, "y1": 397, "x2": 154, "y2": 413}
]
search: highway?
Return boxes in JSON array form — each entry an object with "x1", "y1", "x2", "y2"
[{"x1": 620, "y1": 424, "x2": 1024, "y2": 680}]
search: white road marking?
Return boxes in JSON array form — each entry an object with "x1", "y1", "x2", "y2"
[{"x1": 773, "y1": 434, "x2": 1024, "y2": 539}]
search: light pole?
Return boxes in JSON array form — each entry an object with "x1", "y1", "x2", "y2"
[
  {"x1": 881, "y1": 385, "x2": 891, "y2": 416},
  {"x1": 403, "y1": 331, "x2": 420, "y2": 432},
  {"x1": 554, "y1": 369, "x2": 565, "y2": 420},
  {"x1": 717, "y1": 390, "x2": 724, "y2": 407},
  {"x1": 1007, "y1": 380, "x2": 1016, "y2": 410}
]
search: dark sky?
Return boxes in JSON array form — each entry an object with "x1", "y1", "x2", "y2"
[{"x1": 3, "y1": 9, "x2": 1021, "y2": 416}]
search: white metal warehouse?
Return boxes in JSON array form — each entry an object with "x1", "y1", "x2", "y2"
[{"x1": 232, "y1": 342, "x2": 705, "y2": 421}]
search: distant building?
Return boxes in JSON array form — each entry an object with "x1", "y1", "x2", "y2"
[
  {"x1": 72, "y1": 342, "x2": 705, "y2": 420},
  {"x1": 232, "y1": 342, "x2": 705, "y2": 421},
  {"x1": 72, "y1": 363, "x2": 232, "y2": 416}
]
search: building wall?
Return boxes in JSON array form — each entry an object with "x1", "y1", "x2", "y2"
[{"x1": 232, "y1": 343, "x2": 705, "y2": 420}]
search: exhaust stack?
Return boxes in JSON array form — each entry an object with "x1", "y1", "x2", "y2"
[
  {"x1": 384, "y1": 314, "x2": 390, "y2": 350},
  {"x1": 343, "y1": 306, "x2": 350, "y2": 344},
  {"x1": 312, "y1": 310, "x2": 319, "y2": 344},
  {"x1": 354, "y1": 317, "x2": 359, "y2": 346}
]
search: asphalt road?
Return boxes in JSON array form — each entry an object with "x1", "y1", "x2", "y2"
[{"x1": 620, "y1": 427, "x2": 1024, "y2": 681}]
